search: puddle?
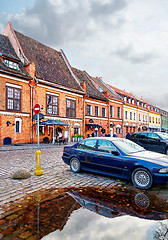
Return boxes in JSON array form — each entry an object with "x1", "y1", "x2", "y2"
[{"x1": 0, "y1": 186, "x2": 168, "y2": 239}]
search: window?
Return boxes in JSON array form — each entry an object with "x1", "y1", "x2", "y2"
[
  {"x1": 139, "y1": 114, "x2": 141, "y2": 121},
  {"x1": 66, "y1": 99, "x2": 76, "y2": 118},
  {"x1": 125, "y1": 111, "x2": 128, "y2": 119},
  {"x1": 149, "y1": 116, "x2": 151, "y2": 123},
  {"x1": 97, "y1": 140, "x2": 116, "y2": 153},
  {"x1": 102, "y1": 107, "x2": 106, "y2": 117},
  {"x1": 130, "y1": 112, "x2": 132, "y2": 120},
  {"x1": 110, "y1": 105, "x2": 113, "y2": 118},
  {"x1": 143, "y1": 115, "x2": 145, "y2": 122},
  {"x1": 134, "y1": 113, "x2": 136, "y2": 120},
  {"x1": 4, "y1": 59, "x2": 20, "y2": 70},
  {"x1": 117, "y1": 107, "x2": 121, "y2": 118},
  {"x1": 95, "y1": 106, "x2": 99, "y2": 116},
  {"x1": 15, "y1": 118, "x2": 21, "y2": 133},
  {"x1": 6, "y1": 86, "x2": 21, "y2": 111},
  {"x1": 87, "y1": 105, "x2": 92, "y2": 115},
  {"x1": 46, "y1": 94, "x2": 58, "y2": 115},
  {"x1": 78, "y1": 139, "x2": 97, "y2": 151}
]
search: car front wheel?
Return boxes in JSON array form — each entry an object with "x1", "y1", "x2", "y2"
[
  {"x1": 131, "y1": 168, "x2": 153, "y2": 189},
  {"x1": 70, "y1": 157, "x2": 81, "y2": 173}
]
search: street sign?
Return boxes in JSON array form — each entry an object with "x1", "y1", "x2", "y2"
[
  {"x1": 34, "y1": 103, "x2": 41, "y2": 115},
  {"x1": 33, "y1": 113, "x2": 44, "y2": 120}
]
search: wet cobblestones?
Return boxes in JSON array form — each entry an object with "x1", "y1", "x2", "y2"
[
  {"x1": 0, "y1": 145, "x2": 120, "y2": 214},
  {"x1": 1, "y1": 144, "x2": 168, "y2": 218}
]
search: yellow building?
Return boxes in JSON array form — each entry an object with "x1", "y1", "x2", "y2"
[{"x1": 148, "y1": 106, "x2": 161, "y2": 131}]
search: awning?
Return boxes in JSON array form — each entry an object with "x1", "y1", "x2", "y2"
[
  {"x1": 116, "y1": 124, "x2": 121, "y2": 128},
  {"x1": 86, "y1": 124, "x2": 102, "y2": 129},
  {"x1": 40, "y1": 119, "x2": 70, "y2": 126},
  {"x1": 149, "y1": 126, "x2": 161, "y2": 129}
]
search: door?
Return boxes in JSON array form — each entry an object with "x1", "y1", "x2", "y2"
[
  {"x1": 94, "y1": 139, "x2": 123, "y2": 177},
  {"x1": 77, "y1": 139, "x2": 97, "y2": 169},
  {"x1": 137, "y1": 133, "x2": 149, "y2": 150},
  {"x1": 147, "y1": 133, "x2": 164, "y2": 153}
]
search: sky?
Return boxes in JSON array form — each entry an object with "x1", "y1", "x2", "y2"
[{"x1": 1, "y1": 0, "x2": 168, "y2": 110}]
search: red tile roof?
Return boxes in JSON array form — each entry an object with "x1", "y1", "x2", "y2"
[
  {"x1": 14, "y1": 30, "x2": 84, "y2": 93},
  {"x1": 72, "y1": 67, "x2": 108, "y2": 101}
]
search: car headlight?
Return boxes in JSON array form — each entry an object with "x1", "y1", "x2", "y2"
[{"x1": 159, "y1": 168, "x2": 168, "y2": 173}]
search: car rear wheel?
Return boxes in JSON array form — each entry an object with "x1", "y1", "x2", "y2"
[
  {"x1": 70, "y1": 158, "x2": 81, "y2": 173},
  {"x1": 131, "y1": 168, "x2": 153, "y2": 189}
]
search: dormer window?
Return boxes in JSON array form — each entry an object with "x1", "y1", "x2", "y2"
[
  {"x1": 98, "y1": 87, "x2": 103, "y2": 93},
  {"x1": 3, "y1": 59, "x2": 20, "y2": 70}
]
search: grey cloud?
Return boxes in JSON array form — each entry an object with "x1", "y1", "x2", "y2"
[
  {"x1": 90, "y1": 0, "x2": 128, "y2": 16},
  {"x1": 113, "y1": 45, "x2": 158, "y2": 64},
  {"x1": 9, "y1": 0, "x2": 128, "y2": 46},
  {"x1": 10, "y1": 0, "x2": 92, "y2": 46}
]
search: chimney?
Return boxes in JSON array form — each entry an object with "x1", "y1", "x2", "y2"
[
  {"x1": 81, "y1": 82, "x2": 86, "y2": 92},
  {"x1": 103, "y1": 91, "x2": 109, "y2": 98},
  {"x1": 25, "y1": 62, "x2": 36, "y2": 79}
]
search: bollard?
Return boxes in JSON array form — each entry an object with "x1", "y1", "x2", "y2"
[{"x1": 35, "y1": 150, "x2": 43, "y2": 175}]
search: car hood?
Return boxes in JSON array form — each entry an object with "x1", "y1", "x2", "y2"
[{"x1": 130, "y1": 151, "x2": 168, "y2": 166}]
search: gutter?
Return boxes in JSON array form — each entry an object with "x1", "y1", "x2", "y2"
[{"x1": 60, "y1": 49, "x2": 85, "y2": 93}]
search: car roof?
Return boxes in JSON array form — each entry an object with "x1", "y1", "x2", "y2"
[{"x1": 84, "y1": 137, "x2": 122, "y2": 141}]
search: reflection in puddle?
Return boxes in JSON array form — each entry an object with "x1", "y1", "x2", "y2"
[{"x1": 0, "y1": 186, "x2": 168, "y2": 239}]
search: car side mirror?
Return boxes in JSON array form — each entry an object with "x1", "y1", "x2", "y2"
[{"x1": 111, "y1": 150, "x2": 120, "y2": 156}]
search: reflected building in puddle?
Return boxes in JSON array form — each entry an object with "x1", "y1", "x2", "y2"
[{"x1": 0, "y1": 186, "x2": 168, "y2": 239}]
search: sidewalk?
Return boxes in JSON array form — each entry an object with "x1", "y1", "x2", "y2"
[{"x1": 0, "y1": 142, "x2": 74, "y2": 151}]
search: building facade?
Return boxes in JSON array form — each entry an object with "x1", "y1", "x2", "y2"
[{"x1": 0, "y1": 22, "x2": 166, "y2": 146}]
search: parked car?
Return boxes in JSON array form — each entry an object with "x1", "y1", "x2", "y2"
[
  {"x1": 129, "y1": 132, "x2": 168, "y2": 155},
  {"x1": 62, "y1": 137, "x2": 168, "y2": 189}
]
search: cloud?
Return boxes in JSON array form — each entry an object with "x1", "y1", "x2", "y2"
[
  {"x1": 1, "y1": 0, "x2": 168, "y2": 111},
  {"x1": 113, "y1": 45, "x2": 158, "y2": 64},
  {"x1": 6, "y1": 0, "x2": 128, "y2": 47},
  {"x1": 90, "y1": 0, "x2": 128, "y2": 16}
]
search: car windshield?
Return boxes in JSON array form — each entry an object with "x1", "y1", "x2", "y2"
[
  {"x1": 156, "y1": 132, "x2": 168, "y2": 140},
  {"x1": 113, "y1": 139, "x2": 145, "y2": 154}
]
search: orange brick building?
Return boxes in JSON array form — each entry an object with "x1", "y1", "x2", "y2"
[{"x1": 0, "y1": 22, "x2": 124, "y2": 146}]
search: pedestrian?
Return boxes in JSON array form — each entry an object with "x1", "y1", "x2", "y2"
[
  {"x1": 91, "y1": 131, "x2": 95, "y2": 137},
  {"x1": 126, "y1": 132, "x2": 131, "y2": 139}
]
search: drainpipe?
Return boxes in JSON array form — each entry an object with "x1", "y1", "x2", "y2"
[
  {"x1": 30, "y1": 85, "x2": 33, "y2": 142},
  {"x1": 122, "y1": 102, "x2": 125, "y2": 138},
  {"x1": 83, "y1": 96, "x2": 86, "y2": 138}
]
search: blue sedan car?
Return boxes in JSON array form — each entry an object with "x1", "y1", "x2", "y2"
[{"x1": 62, "y1": 137, "x2": 168, "y2": 189}]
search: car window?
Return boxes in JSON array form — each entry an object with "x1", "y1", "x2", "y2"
[
  {"x1": 113, "y1": 139, "x2": 145, "y2": 154},
  {"x1": 78, "y1": 139, "x2": 97, "y2": 151},
  {"x1": 97, "y1": 140, "x2": 116, "y2": 153},
  {"x1": 139, "y1": 133, "x2": 148, "y2": 139},
  {"x1": 131, "y1": 133, "x2": 139, "y2": 139},
  {"x1": 148, "y1": 133, "x2": 160, "y2": 139},
  {"x1": 155, "y1": 132, "x2": 168, "y2": 140}
]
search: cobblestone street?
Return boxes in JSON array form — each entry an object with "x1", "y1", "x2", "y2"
[
  {"x1": 1, "y1": 143, "x2": 168, "y2": 218},
  {"x1": 0, "y1": 144, "x2": 120, "y2": 216}
]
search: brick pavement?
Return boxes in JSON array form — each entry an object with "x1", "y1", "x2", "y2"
[
  {"x1": 0, "y1": 143, "x2": 168, "y2": 217},
  {"x1": 0, "y1": 144, "x2": 120, "y2": 216}
]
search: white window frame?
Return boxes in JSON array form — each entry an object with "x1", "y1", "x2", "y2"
[{"x1": 15, "y1": 118, "x2": 21, "y2": 133}]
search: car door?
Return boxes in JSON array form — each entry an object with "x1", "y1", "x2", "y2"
[
  {"x1": 77, "y1": 139, "x2": 98, "y2": 169},
  {"x1": 94, "y1": 139, "x2": 123, "y2": 177},
  {"x1": 147, "y1": 133, "x2": 166, "y2": 153},
  {"x1": 147, "y1": 133, "x2": 161, "y2": 153},
  {"x1": 137, "y1": 133, "x2": 149, "y2": 150}
]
